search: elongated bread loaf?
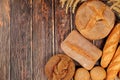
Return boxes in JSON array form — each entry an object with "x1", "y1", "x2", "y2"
[
  {"x1": 107, "y1": 46, "x2": 120, "y2": 80},
  {"x1": 61, "y1": 30, "x2": 102, "y2": 70},
  {"x1": 101, "y1": 24, "x2": 120, "y2": 68}
]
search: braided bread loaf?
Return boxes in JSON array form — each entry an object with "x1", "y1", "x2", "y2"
[
  {"x1": 107, "y1": 46, "x2": 120, "y2": 80},
  {"x1": 45, "y1": 54, "x2": 75, "y2": 80},
  {"x1": 101, "y1": 24, "x2": 120, "y2": 68}
]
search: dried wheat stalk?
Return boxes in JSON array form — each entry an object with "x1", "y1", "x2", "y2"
[
  {"x1": 60, "y1": 0, "x2": 120, "y2": 18},
  {"x1": 60, "y1": 0, "x2": 86, "y2": 13},
  {"x1": 107, "y1": 0, "x2": 120, "y2": 17}
]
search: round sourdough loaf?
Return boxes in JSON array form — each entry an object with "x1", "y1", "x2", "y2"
[{"x1": 75, "y1": 0, "x2": 115, "y2": 40}]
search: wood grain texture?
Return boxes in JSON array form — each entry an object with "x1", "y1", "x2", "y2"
[
  {"x1": 0, "y1": 0, "x2": 10, "y2": 80},
  {"x1": 10, "y1": 0, "x2": 32, "y2": 80},
  {"x1": 32, "y1": 0, "x2": 54, "y2": 80},
  {"x1": 55, "y1": 0, "x2": 71, "y2": 53},
  {"x1": 0, "y1": 0, "x2": 111, "y2": 80}
]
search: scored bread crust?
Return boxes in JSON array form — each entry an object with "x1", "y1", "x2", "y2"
[
  {"x1": 61, "y1": 30, "x2": 102, "y2": 70},
  {"x1": 75, "y1": 0, "x2": 115, "y2": 40},
  {"x1": 101, "y1": 24, "x2": 120, "y2": 68},
  {"x1": 107, "y1": 46, "x2": 120, "y2": 80}
]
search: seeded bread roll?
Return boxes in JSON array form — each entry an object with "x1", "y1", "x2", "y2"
[
  {"x1": 75, "y1": 0, "x2": 115, "y2": 40},
  {"x1": 101, "y1": 24, "x2": 120, "y2": 68},
  {"x1": 107, "y1": 46, "x2": 120, "y2": 80},
  {"x1": 74, "y1": 68, "x2": 90, "y2": 80},
  {"x1": 45, "y1": 54, "x2": 75, "y2": 80}
]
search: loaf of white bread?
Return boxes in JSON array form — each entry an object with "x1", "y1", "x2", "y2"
[{"x1": 61, "y1": 30, "x2": 102, "y2": 70}]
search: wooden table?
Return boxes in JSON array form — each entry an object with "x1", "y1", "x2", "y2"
[{"x1": 0, "y1": 0, "x2": 105, "y2": 80}]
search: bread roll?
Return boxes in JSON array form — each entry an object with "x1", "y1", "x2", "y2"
[
  {"x1": 75, "y1": 0, "x2": 115, "y2": 40},
  {"x1": 45, "y1": 54, "x2": 75, "y2": 80},
  {"x1": 101, "y1": 24, "x2": 120, "y2": 68},
  {"x1": 90, "y1": 66, "x2": 106, "y2": 80},
  {"x1": 74, "y1": 68, "x2": 90, "y2": 80},
  {"x1": 61, "y1": 30, "x2": 102, "y2": 70},
  {"x1": 107, "y1": 46, "x2": 120, "y2": 80}
]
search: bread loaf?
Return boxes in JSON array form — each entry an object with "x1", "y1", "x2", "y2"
[
  {"x1": 101, "y1": 24, "x2": 120, "y2": 68},
  {"x1": 90, "y1": 66, "x2": 106, "y2": 80},
  {"x1": 45, "y1": 54, "x2": 75, "y2": 80},
  {"x1": 75, "y1": 0, "x2": 115, "y2": 40},
  {"x1": 74, "y1": 68, "x2": 90, "y2": 80},
  {"x1": 107, "y1": 46, "x2": 120, "y2": 80},
  {"x1": 61, "y1": 30, "x2": 102, "y2": 70}
]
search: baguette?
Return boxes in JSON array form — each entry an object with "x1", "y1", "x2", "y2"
[
  {"x1": 101, "y1": 24, "x2": 120, "y2": 68},
  {"x1": 107, "y1": 46, "x2": 120, "y2": 80}
]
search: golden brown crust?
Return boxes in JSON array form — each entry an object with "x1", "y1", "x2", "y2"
[
  {"x1": 90, "y1": 66, "x2": 106, "y2": 80},
  {"x1": 101, "y1": 24, "x2": 120, "y2": 68},
  {"x1": 107, "y1": 46, "x2": 120, "y2": 80},
  {"x1": 74, "y1": 68, "x2": 90, "y2": 80},
  {"x1": 65, "y1": 41, "x2": 96, "y2": 62},
  {"x1": 61, "y1": 30, "x2": 102, "y2": 70},
  {"x1": 75, "y1": 0, "x2": 115, "y2": 40},
  {"x1": 45, "y1": 54, "x2": 75, "y2": 80}
]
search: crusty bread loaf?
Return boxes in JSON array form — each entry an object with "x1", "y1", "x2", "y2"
[
  {"x1": 107, "y1": 46, "x2": 120, "y2": 80},
  {"x1": 45, "y1": 54, "x2": 75, "y2": 80},
  {"x1": 61, "y1": 30, "x2": 102, "y2": 70},
  {"x1": 101, "y1": 24, "x2": 120, "y2": 68},
  {"x1": 75, "y1": 0, "x2": 115, "y2": 40}
]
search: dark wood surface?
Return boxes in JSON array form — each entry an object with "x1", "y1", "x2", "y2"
[{"x1": 0, "y1": 0, "x2": 105, "y2": 80}]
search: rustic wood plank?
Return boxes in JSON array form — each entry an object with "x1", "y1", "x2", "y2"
[
  {"x1": 10, "y1": 0, "x2": 32, "y2": 80},
  {"x1": 54, "y1": 0, "x2": 71, "y2": 53},
  {"x1": 32, "y1": 0, "x2": 54, "y2": 80},
  {"x1": 0, "y1": 0, "x2": 10, "y2": 80}
]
